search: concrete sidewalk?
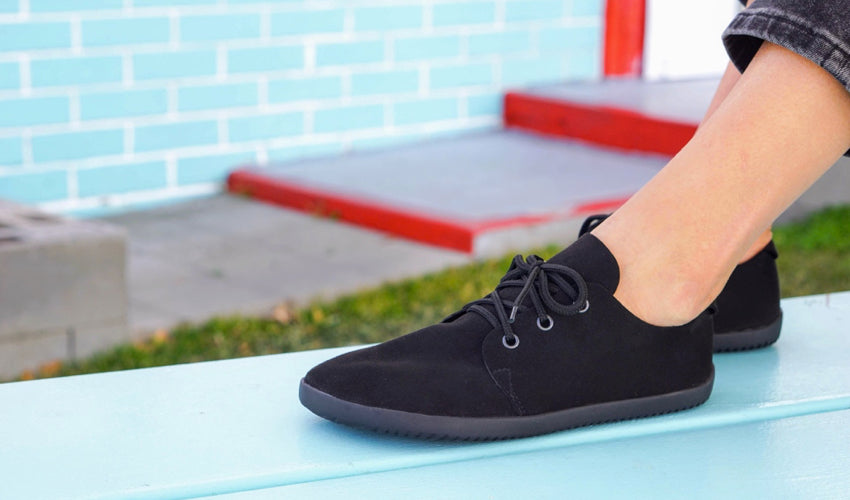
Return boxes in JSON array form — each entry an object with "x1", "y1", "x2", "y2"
[{"x1": 104, "y1": 194, "x2": 475, "y2": 335}]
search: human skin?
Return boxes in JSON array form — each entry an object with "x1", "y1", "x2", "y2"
[{"x1": 592, "y1": 41, "x2": 850, "y2": 326}]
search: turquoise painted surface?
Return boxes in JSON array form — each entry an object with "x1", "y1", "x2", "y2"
[{"x1": 0, "y1": 294, "x2": 848, "y2": 499}]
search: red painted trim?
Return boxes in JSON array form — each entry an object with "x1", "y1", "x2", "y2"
[
  {"x1": 604, "y1": 0, "x2": 646, "y2": 77},
  {"x1": 503, "y1": 92, "x2": 697, "y2": 156},
  {"x1": 227, "y1": 169, "x2": 634, "y2": 253},
  {"x1": 228, "y1": 170, "x2": 476, "y2": 252}
]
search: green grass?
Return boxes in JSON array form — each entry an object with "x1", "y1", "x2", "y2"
[{"x1": 14, "y1": 205, "x2": 850, "y2": 382}]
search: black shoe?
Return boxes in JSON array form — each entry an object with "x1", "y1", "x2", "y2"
[
  {"x1": 579, "y1": 215, "x2": 782, "y2": 352},
  {"x1": 299, "y1": 235, "x2": 715, "y2": 440}
]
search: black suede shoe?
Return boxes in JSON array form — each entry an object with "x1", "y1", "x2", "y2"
[
  {"x1": 579, "y1": 215, "x2": 782, "y2": 352},
  {"x1": 299, "y1": 235, "x2": 715, "y2": 440}
]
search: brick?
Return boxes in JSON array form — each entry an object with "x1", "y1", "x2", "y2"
[
  {"x1": 0, "y1": 61, "x2": 19, "y2": 89},
  {"x1": 316, "y1": 40, "x2": 384, "y2": 67},
  {"x1": 468, "y1": 31, "x2": 532, "y2": 55},
  {"x1": 82, "y1": 17, "x2": 170, "y2": 47},
  {"x1": 134, "y1": 120, "x2": 218, "y2": 152},
  {"x1": 267, "y1": 142, "x2": 342, "y2": 163},
  {"x1": 30, "y1": 0, "x2": 123, "y2": 12},
  {"x1": 180, "y1": 14, "x2": 261, "y2": 42},
  {"x1": 177, "y1": 151, "x2": 255, "y2": 185},
  {"x1": 351, "y1": 69, "x2": 419, "y2": 96},
  {"x1": 0, "y1": 22, "x2": 71, "y2": 52},
  {"x1": 0, "y1": 0, "x2": 18, "y2": 13},
  {"x1": 270, "y1": 9, "x2": 345, "y2": 36},
  {"x1": 0, "y1": 96, "x2": 69, "y2": 127},
  {"x1": 566, "y1": 47, "x2": 602, "y2": 80},
  {"x1": 429, "y1": 63, "x2": 493, "y2": 89},
  {"x1": 504, "y1": 0, "x2": 565, "y2": 22},
  {"x1": 571, "y1": 0, "x2": 604, "y2": 17},
  {"x1": 80, "y1": 88, "x2": 168, "y2": 121},
  {"x1": 31, "y1": 56, "x2": 122, "y2": 88},
  {"x1": 228, "y1": 112, "x2": 303, "y2": 143},
  {"x1": 134, "y1": 0, "x2": 216, "y2": 5},
  {"x1": 0, "y1": 136, "x2": 22, "y2": 166},
  {"x1": 393, "y1": 35, "x2": 461, "y2": 61},
  {"x1": 227, "y1": 46, "x2": 304, "y2": 74},
  {"x1": 539, "y1": 26, "x2": 601, "y2": 51},
  {"x1": 467, "y1": 92, "x2": 502, "y2": 117},
  {"x1": 268, "y1": 75, "x2": 343, "y2": 103},
  {"x1": 313, "y1": 104, "x2": 384, "y2": 133},
  {"x1": 177, "y1": 82, "x2": 257, "y2": 112},
  {"x1": 394, "y1": 97, "x2": 458, "y2": 125},
  {"x1": 0, "y1": 169, "x2": 67, "y2": 203},
  {"x1": 354, "y1": 6, "x2": 424, "y2": 31},
  {"x1": 432, "y1": 2, "x2": 496, "y2": 27},
  {"x1": 501, "y1": 56, "x2": 568, "y2": 86},
  {"x1": 134, "y1": 50, "x2": 217, "y2": 81},
  {"x1": 32, "y1": 129, "x2": 124, "y2": 163},
  {"x1": 77, "y1": 161, "x2": 168, "y2": 197}
]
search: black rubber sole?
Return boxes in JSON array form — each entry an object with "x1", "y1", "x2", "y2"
[
  {"x1": 713, "y1": 312, "x2": 782, "y2": 353},
  {"x1": 299, "y1": 370, "x2": 715, "y2": 441}
]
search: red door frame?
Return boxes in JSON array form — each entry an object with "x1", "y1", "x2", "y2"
[{"x1": 603, "y1": 0, "x2": 646, "y2": 78}]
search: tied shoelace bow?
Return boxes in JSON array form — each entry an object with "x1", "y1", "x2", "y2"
[{"x1": 462, "y1": 255, "x2": 589, "y2": 349}]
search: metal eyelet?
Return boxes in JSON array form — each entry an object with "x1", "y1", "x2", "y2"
[
  {"x1": 579, "y1": 300, "x2": 590, "y2": 314},
  {"x1": 502, "y1": 335, "x2": 520, "y2": 349},
  {"x1": 536, "y1": 315, "x2": 554, "y2": 331}
]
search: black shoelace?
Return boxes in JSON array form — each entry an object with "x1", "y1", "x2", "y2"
[{"x1": 462, "y1": 255, "x2": 589, "y2": 349}]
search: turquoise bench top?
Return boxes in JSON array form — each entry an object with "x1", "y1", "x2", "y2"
[{"x1": 1, "y1": 293, "x2": 849, "y2": 499}]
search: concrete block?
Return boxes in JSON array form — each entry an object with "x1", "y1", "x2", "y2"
[{"x1": 0, "y1": 200, "x2": 128, "y2": 377}]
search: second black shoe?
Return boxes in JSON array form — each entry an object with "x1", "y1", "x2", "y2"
[
  {"x1": 300, "y1": 235, "x2": 715, "y2": 440},
  {"x1": 579, "y1": 215, "x2": 783, "y2": 352}
]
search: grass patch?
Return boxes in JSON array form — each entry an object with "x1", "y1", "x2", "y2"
[{"x1": 14, "y1": 205, "x2": 850, "y2": 382}]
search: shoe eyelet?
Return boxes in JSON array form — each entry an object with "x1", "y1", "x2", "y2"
[
  {"x1": 536, "y1": 315, "x2": 554, "y2": 331},
  {"x1": 502, "y1": 335, "x2": 520, "y2": 349},
  {"x1": 579, "y1": 300, "x2": 590, "y2": 314}
]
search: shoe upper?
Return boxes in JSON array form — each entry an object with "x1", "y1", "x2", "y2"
[
  {"x1": 578, "y1": 213, "x2": 782, "y2": 336},
  {"x1": 304, "y1": 235, "x2": 714, "y2": 419}
]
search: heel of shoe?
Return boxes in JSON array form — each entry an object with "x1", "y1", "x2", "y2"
[{"x1": 713, "y1": 312, "x2": 783, "y2": 352}]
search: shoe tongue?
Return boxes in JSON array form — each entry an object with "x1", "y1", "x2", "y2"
[{"x1": 547, "y1": 234, "x2": 620, "y2": 292}]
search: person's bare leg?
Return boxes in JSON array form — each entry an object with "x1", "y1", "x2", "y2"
[{"x1": 593, "y1": 41, "x2": 850, "y2": 326}]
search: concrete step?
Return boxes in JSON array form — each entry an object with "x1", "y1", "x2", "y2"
[
  {"x1": 229, "y1": 130, "x2": 667, "y2": 255},
  {"x1": 504, "y1": 78, "x2": 716, "y2": 155}
]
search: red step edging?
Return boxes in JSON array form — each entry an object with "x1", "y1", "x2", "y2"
[{"x1": 503, "y1": 91, "x2": 697, "y2": 156}]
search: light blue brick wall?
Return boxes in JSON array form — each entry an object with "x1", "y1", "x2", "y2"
[
  {"x1": 77, "y1": 161, "x2": 168, "y2": 197},
  {"x1": 32, "y1": 129, "x2": 124, "y2": 163},
  {"x1": 0, "y1": 136, "x2": 22, "y2": 166},
  {"x1": 227, "y1": 46, "x2": 304, "y2": 74},
  {"x1": 80, "y1": 89, "x2": 168, "y2": 120},
  {"x1": 0, "y1": 170, "x2": 67, "y2": 203},
  {"x1": 82, "y1": 18, "x2": 170, "y2": 47},
  {"x1": 351, "y1": 70, "x2": 419, "y2": 96},
  {"x1": 177, "y1": 151, "x2": 256, "y2": 186},
  {"x1": 135, "y1": 121, "x2": 218, "y2": 152},
  {"x1": 0, "y1": 62, "x2": 19, "y2": 89},
  {"x1": 0, "y1": 0, "x2": 604, "y2": 213},
  {"x1": 268, "y1": 76, "x2": 343, "y2": 103},
  {"x1": 394, "y1": 98, "x2": 459, "y2": 126},
  {"x1": 354, "y1": 6, "x2": 424, "y2": 31},
  {"x1": 180, "y1": 14, "x2": 261, "y2": 42},
  {"x1": 0, "y1": 22, "x2": 71, "y2": 51},
  {"x1": 0, "y1": 96, "x2": 69, "y2": 127},
  {"x1": 228, "y1": 112, "x2": 303, "y2": 143},
  {"x1": 31, "y1": 56, "x2": 123, "y2": 87},
  {"x1": 177, "y1": 83, "x2": 258, "y2": 112},
  {"x1": 134, "y1": 51, "x2": 217, "y2": 80}
]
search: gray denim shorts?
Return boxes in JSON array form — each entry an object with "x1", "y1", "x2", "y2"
[{"x1": 723, "y1": 0, "x2": 850, "y2": 93}]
